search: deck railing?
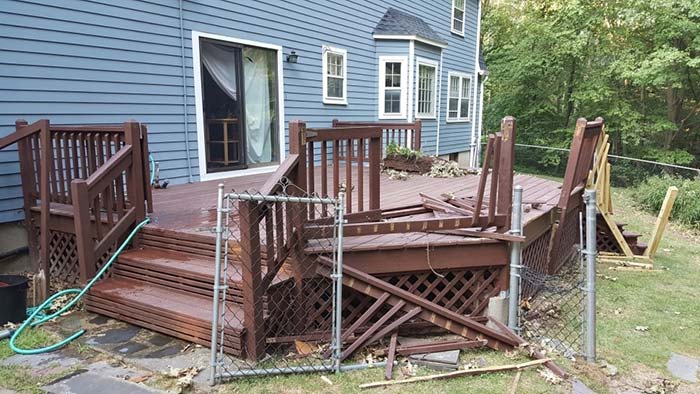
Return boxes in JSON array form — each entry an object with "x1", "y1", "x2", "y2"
[
  {"x1": 332, "y1": 119, "x2": 422, "y2": 153},
  {"x1": 0, "y1": 119, "x2": 152, "y2": 297}
]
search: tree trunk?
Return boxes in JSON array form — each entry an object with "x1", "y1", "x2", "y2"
[{"x1": 665, "y1": 85, "x2": 682, "y2": 149}]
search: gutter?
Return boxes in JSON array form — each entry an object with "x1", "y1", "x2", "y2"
[{"x1": 179, "y1": 0, "x2": 194, "y2": 183}]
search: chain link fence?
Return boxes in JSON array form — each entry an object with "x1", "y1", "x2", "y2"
[
  {"x1": 209, "y1": 181, "x2": 344, "y2": 382},
  {"x1": 520, "y1": 243, "x2": 586, "y2": 359},
  {"x1": 509, "y1": 143, "x2": 700, "y2": 186}
]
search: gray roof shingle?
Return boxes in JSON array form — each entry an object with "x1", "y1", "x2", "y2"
[{"x1": 373, "y1": 8, "x2": 447, "y2": 46}]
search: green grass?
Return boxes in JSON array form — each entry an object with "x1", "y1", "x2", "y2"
[
  {"x1": 0, "y1": 328, "x2": 76, "y2": 394},
  {"x1": 593, "y1": 188, "x2": 700, "y2": 378},
  {"x1": 220, "y1": 350, "x2": 567, "y2": 393}
]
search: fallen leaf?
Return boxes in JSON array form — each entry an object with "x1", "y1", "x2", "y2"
[
  {"x1": 635, "y1": 325, "x2": 649, "y2": 332},
  {"x1": 539, "y1": 368, "x2": 562, "y2": 384},
  {"x1": 294, "y1": 340, "x2": 315, "y2": 355},
  {"x1": 128, "y1": 373, "x2": 153, "y2": 383}
]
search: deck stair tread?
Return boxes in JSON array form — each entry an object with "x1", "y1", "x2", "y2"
[
  {"x1": 116, "y1": 247, "x2": 292, "y2": 285},
  {"x1": 88, "y1": 277, "x2": 244, "y2": 333}
]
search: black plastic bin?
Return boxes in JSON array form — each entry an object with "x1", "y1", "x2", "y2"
[{"x1": 0, "y1": 275, "x2": 28, "y2": 325}]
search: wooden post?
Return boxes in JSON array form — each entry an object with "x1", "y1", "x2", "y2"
[
  {"x1": 71, "y1": 179, "x2": 95, "y2": 283},
  {"x1": 413, "y1": 119, "x2": 422, "y2": 151},
  {"x1": 38, "y1": 119, "x2": 51, "y2": 300},
  {"x1": 497, "y1": 117, "x2": 516, "y2": 227},
  {"x1": 140, "y1": 123, "x2": 154, "y2": 214},
  {"x1": 644, "y1": 186, "x2": 679, "y2": 258},
  {"x1": 15, "y1": 120, "x2": 40, "y2": 270},
  {"x1": 288, "y1": 120, "x2": 307, "y2": 191},
  {"x1": 368, "y1": 129, "x2": 381, "y2": 210},
  {"x1": 239, "y1": 200, "x2": 266, "y2": 360},
  {"x1": 123, "y1": 121, "x2": 145, "y2": 248}
]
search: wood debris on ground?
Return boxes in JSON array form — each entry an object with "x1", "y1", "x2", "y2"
[
  {"x1": 539, "y1": 367, "x2": 563, "y2": 384},
  {"x1": 163, "y1": 366, "x2": 201, "y2": 394},
  {"x1": 359, "y1": 358, "x2": 551, "y2": 389}
]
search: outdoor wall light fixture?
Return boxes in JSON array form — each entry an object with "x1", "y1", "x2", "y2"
[{"x1": 286, "y1": 50, "x2": 299, "y2": 63}]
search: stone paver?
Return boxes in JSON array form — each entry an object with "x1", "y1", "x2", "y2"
[
  {"x1": 42, "y1": 372, "x2": 159, "y2": 394},
  {"x1": 572, "y1": 379, "x2": 596, "y2": 394},
  {"x1": 667, "y1": 352, "x2": 699, "y2": 383}
]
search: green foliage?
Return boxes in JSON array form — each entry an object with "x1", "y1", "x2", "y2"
[
  {"x1": 384, "y1": 142, "x2": 422, "y2": 160},
  {"x1": 482, "y1": 0, "x2": 700, "y2": 169},
  {"x1": 632, "y1": 176, "x2": 700, "y2": 230}
]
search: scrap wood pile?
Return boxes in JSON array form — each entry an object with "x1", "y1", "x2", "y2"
[{"x1": 350, "y1": 318, "x2": 567, "y2": 389}]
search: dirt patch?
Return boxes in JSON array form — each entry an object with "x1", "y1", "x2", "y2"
[{"x1": 574, "y1": 361, "x2": 699, "y2": 394}]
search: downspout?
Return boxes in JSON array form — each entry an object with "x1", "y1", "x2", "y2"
[
  {"x1": 476, "y1": 73, "x2": 488, "y2": 168},
  {"x1": 179, "y1": 0, "x2": 194, "y2": 183},
  {"x1": 435, "y1": 50, "x2": 444, "y2": 155},
  {"x1": 470, "y1": 0, "x2": 483, "y2": 168},
  {"x1": 408, "y1": 41, "x2": 415, "y2": 123}
]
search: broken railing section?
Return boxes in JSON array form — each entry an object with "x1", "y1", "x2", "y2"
[{"x1": 548, "y1": 117, "x2": 603, "y2": 273}]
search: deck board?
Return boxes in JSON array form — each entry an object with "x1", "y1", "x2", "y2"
[{"x1": 147, "y1": 168, "x2": 562, "y2": 243}]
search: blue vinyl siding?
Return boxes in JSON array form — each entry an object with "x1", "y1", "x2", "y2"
[{"x1": 0, "y1": 0, "x2": 482, "y2": 223}]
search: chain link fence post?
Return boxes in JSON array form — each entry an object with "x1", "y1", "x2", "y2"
[
  {"x1": 333, "y1": 190, "x2": 345, "y2": 373},
  {"x1": 209, "y1": 183, "x2": 225, "y2": 385},
  {"x1": 508, "y1": 185, "x2": 524, "y2": 331},
  {"x1": 584, "y1": 189, "x2": 597, "y2": 361}
]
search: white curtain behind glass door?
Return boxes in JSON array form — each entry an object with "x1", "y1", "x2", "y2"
[{"x1": 243, "y1": 47, "x2": 272, "y2": 164}]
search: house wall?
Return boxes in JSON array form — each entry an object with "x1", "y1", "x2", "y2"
[{"x1": 0, "y1": 0, "x2": 482, "y2": 223}]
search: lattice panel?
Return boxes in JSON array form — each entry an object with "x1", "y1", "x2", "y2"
[
  {"x1": 550, "y1": 208, "x2": 581, "y2": 273},
  {"x1": 522, "y1": 228, "x2": 552, "y2": 298},
  {"x1": 47, "y1": 230, "x2": 80, "y2": 289},
  {"x1": 379, "y1": 267, "x2": 504, "y2": 317},
  {"x1": 595, "y1": 215, "x2": 623, "y2": 253}
]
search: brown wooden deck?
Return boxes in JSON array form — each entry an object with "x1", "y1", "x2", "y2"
[{"x1": 147, "y1": 168, "x2": 562, "y2": 246}]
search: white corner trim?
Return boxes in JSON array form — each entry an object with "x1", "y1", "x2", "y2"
[
  {"x1": 435, "y1": 50, "x2": 444, "y2": 155},
  {"x1": 415, "y1": 57, "x2": 439, "y2": 119},
  {"x1": 407, "y1": 41, "x2": 415, "y2": 122},
  {"x1": 378, "y1": 55, "x2": 408, "y2": 120},
  {"x1": 322, "y1": 45, "x2": 348, "y2": 105},
  {"x1": 192, "y1": 30, "x2": 286, "y2": 182},
  {"x1": 372, "y1": 34, "x2": 448, "y2": 49},
  {"x1": 470, "y1": 0, "x2": 483, "y2": 167}
]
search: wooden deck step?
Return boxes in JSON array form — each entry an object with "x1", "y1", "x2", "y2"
[
  {"x1": 86, "y1": 277, "x2": 245, "y2": 356},
  {"x1": 113, "y1": 247, "x2": 292, "y2": 305}
]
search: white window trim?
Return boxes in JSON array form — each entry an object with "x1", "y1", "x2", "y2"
[
  {"x1": 451, "y1": 0, "x2": 466, "y2": 36},
  {"x1": 446, "y1": 71, "x2": 471, "y2": 123},
  {"x1": 192, "y1": 30, "x2": 286, "y2": 181},
  {"x1": 378, "y1": 55, "x2": 408, "y2": 120},
  {"x1": 415, "y1": 58, "x2": 439, "y2": 119},
  {"x1": 322, "y1": 45, "x2": 348, "y2": 105}
]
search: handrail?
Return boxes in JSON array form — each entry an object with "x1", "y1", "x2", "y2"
[
  {"x1": 332, "y1": 119, "x2": 422, "y2": 151},
  {"x1": 0, "y1": 119, "x2": 46, "y2": 150},
  {"x1": 84, "y1": 146, "x2": 133, "y2": 199},
  {"x1": 258, "y1": 154, "x2": 300, "y2": 196}
]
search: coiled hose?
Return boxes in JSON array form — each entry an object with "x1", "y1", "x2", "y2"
[{"x1": 9, "y1": 154, "x2": 157, "y2": 354}]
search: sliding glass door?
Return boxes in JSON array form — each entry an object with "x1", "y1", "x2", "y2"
[{"x1": 199, "y1": 38, "x2": 280, "y2": 174}]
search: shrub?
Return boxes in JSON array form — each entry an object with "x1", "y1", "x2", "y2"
[
  {"x1": 385, "y1": 142, "x2": 422, "y2": 160},
  {"x1": 632, "y1": 175, "x2": 700, "y2": 230}
]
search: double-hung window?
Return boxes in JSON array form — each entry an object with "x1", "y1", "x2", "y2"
[
  {"x1": 378, "y1": 56, "x2": 407, "y2": 119},
  {"x1": 447, "y1": 72, "x2": 471, "y2": 122},
  {"x1": 451, "y1": 0, "x2": 466, "y2": 35},
  {"x1": 322, "y1": 46, "x2": 347, "y2": 104},
  {"x1": 416, "y1": 60, "x2": 438, "y2": 119}
]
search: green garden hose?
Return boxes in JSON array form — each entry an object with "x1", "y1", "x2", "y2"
[{"x1": 10, "y1": 218, "x2": 150, "y2": 354}]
